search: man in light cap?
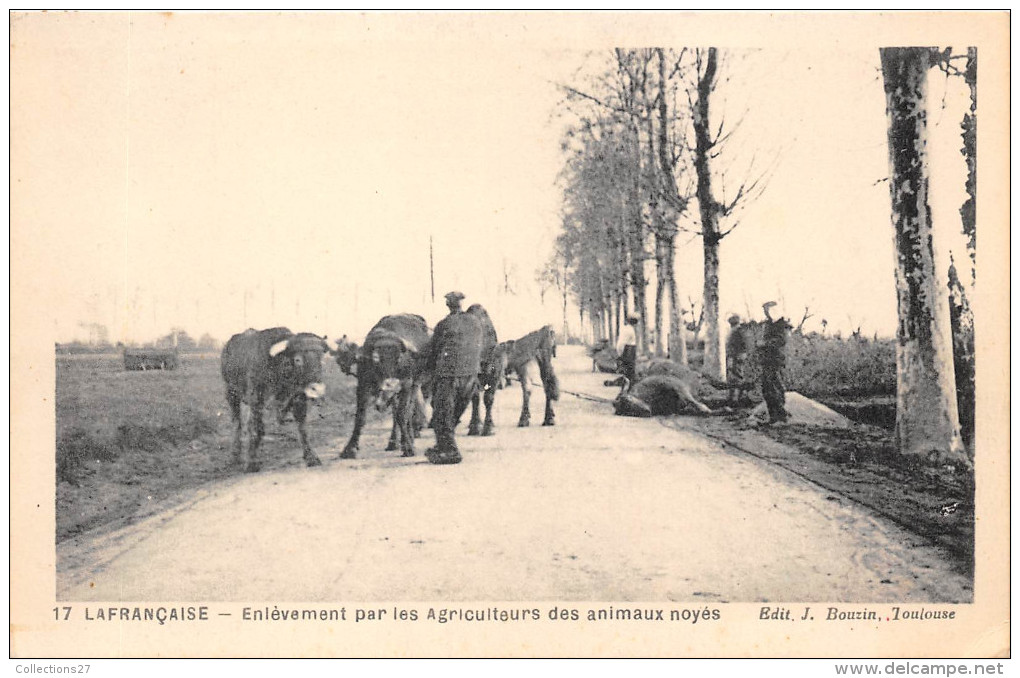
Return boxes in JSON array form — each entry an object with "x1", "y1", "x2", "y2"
[
  {"x1": 725, "y1": 314, "x2": 749, "y2": 406},
  {"x1": 616, "y1": 313, "x2": 639, "y2": 390},
  {"x1": 444, "y1": 290, "x2": 465, "y2": 311},
  {"x1": 423, "y1": 291, "x2": 482, "y2": 464}
]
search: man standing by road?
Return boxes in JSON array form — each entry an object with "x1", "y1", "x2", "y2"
[
  {"x1": 424, "y1": 291, "x2": 483, "y2": 465},
  {"x1": 759, "y1": 301, "x2": 791, "y2": 424},
  {"x1": 616, "y1": 314, "x2": 639, "y2": 390},
  {"x1": 725, "y1": 314, "x2": 749, "y2": 406}
]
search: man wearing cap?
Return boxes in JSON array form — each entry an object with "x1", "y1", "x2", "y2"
[
  {"x1": 725, "y1": 314, "x2": 749, "y2": 406},
  {"x1": 616, "y1": 314, "x2": 639, "y2": 390},
  {"x1": 759, "y1": 301, "x2": 791, "y2": 423},
  {"x1": 423, "y1": 291, "x2": 483, "y2": 465}
]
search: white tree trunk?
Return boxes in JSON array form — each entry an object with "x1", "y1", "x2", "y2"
[
  {"x1": 694, "y1": 48, "x2": 726, "y2": 382},
  {"x1": 701, "y1": 242, "x2": 725, "y2": 380},
  {"x1": 880, "y1": 47, "x2": 968, "y2": 465},
  {"x1": 666, "y1": 239, "x2": 688, "y2": 365}
]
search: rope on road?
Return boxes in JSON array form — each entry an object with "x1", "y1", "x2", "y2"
[
  {"x1": 559, "y1": 387, "x2": 615, "y2": 404},
  {"x1": 503, "y1": 374, "x2": 616, "y2": 405}
]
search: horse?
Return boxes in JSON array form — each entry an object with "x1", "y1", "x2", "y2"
[{"x1": 501, "y1": 325, "x2": 560, "y2": 427}]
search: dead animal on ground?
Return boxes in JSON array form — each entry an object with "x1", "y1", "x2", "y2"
[{"x1": 612, "y1": 375, "x2": 714, "y2": 418}]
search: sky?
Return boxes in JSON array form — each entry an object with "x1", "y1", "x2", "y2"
[{"x1": 12, "y1": 12, "x2": 978, "y2": 346}]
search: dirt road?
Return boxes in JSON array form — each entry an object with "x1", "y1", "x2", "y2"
[{"x1": 57, "y1": 346, "x2": 969, "y2": 602}]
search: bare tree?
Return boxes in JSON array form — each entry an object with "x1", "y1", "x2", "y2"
[
  {"x1": 880, "y1": 46, "x2": 968, "y2": 466},
  {"x1": 613, "y1": 50, "x2": 653, "y2": 355},
  {"x1": 554, "y1": 116, "x2": 638, "y2": 344},
  {"x1": 688, "y1": 48, "x2": 774, "y2": 381},
  {"x1": 656, "y1": 49, "x2": 693, "y2": 365},
  {"x1": 683, "y1": 295, "x2": 705, "y2": 348},
  {"x1": 559, "y1": 60, "x2": 654, "y2": 351},
  {"x1": 537, "y1": 257, "x2": 570, "y2": 339},
  {"x1": 794, "y1": 306, "x2": 814, "y2": 334}
]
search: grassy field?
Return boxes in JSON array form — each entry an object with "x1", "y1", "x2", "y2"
[{"x1": 55, "y1": 354, "x2": 360, "y2": 542}]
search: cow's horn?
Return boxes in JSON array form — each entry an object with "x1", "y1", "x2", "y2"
[
  {"x1": 400, "y1": 338, "x2": 416, "y2": 353},
  {"x1": 269, "y1": 339, "x2": 290, "y2": 357}
]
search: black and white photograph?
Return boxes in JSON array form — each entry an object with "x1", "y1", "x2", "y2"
[{"x1": 10, "y1": 11, "x2": 1009, "y2": 660}]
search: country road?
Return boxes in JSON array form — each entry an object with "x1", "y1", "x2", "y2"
[{"x1": 57, "y1": 346, "x2": 970, "y2": 603}]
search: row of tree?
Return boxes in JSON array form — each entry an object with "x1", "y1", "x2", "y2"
[
  {"x1": 543, "y1": 48, "x2": 769, "y2": 382},
  {"x1": 543, "y1": 47, "x2": 976, "y2": 464},
  {"x1": 56, "y1": 327, "x2": 221, "y2": 354}
]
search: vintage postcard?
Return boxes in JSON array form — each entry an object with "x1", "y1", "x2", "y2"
[{"x1": 10, "y1": 11, "x2": 1010, "y2": 659}]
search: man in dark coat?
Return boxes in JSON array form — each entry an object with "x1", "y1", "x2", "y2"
[
  {"x1": 725, "y1": 314, "x2": 749, "y2": 406},
  {"x1": 424, "y1": 291, "x2": 483, "y2": 465},
  {"x1": 759, "y1": 301, "x2": 791, "y2": 423}
]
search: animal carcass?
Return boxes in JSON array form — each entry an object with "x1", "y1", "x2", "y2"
[{"x1": 613, "y1": 374, "x2": 713, "y2": 418}]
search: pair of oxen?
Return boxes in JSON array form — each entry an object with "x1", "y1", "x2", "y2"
[{"x1": 220, "y1": 308, "x2": 559, "y2": 472}]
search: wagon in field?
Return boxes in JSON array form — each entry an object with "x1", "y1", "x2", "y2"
[{"x1": 123, "y1": 348, "x2": 179, "y2": 371}]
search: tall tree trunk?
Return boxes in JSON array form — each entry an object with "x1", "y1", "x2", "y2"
[
  {"x1": 616, "y1": 208, "x2": 631, "y2": 347},
  {"x1": 653, "y1": 237, "x2": 666, "y2": 356},
  {"x1": 656, "y1": 48, "x2": 689, "y2": 365},
  {"x1": 880, "y1": 47, "x2": 968, "y2": 465},
  {"x1": 620, "y1": 241, "x2": 631, "y2": 327},
  {"x1": 613, "y1": 294, "x2": 621, "y2": 345},
  {"x1": 596, "y1": 273, "x2": 610, "y2": 344},
  {"x1": 603, "y1": 307, "x2": 610, "y2": 345},
  {"x1": 628, "y1": 185, "x2": 649, "y2": 355},
  {"x1": 693, "y1": 48, "x2": 725, "y2": 381},
  {"x1": 701, "y1": 240, "x2": 724, "y2": 377},
  {"x1": 664, "y1": 236, "x2": 688, "y2": 364},
  {"x1": 641, "y1": 68, "x2": 666, "y2": 359},
  {"x1": 561, "y1": 278, "x2": 569, "y2": 341}
]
